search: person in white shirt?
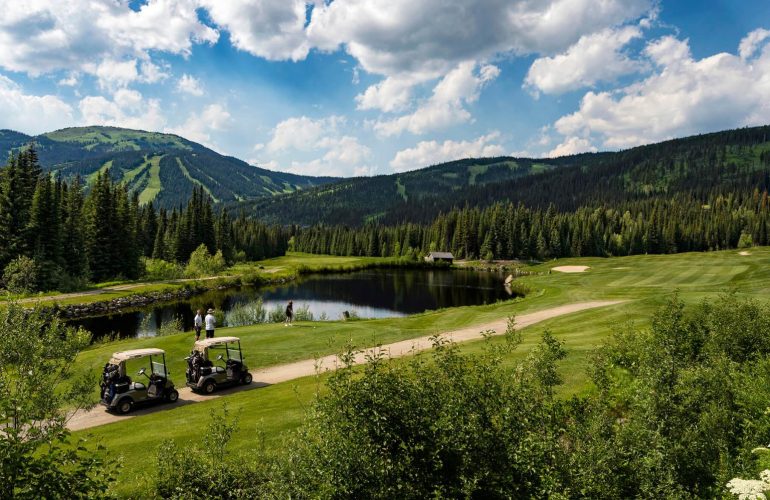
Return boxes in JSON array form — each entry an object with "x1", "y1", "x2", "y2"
[
  {"x1": 204, "y1": 308, "x2": 216, "y2": 338},
  {"x1": 194, "y1": 309, "x2": 203, "y2": 341}
]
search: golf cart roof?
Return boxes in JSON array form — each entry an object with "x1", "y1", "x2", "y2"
[
  {"x1": 194, "y1": 337, "x2": 241, "y2": 349},
  {"x1": 110, "y1": 348, "x2": 166, "y2": 364}
]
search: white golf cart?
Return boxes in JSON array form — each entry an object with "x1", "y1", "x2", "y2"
[
  {"x1": 185, "y1": 337, "x2": 252, "y2": 394},
  {"x1": 100, "y1": 348, "x2": 179, "y2": 414}
]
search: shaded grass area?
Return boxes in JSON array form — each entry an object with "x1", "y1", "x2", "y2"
[{"x1": 73, "y1": 248, "x2": 770, "y2": 496}]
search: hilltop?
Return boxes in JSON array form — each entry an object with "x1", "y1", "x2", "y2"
[
  {"x1": 0, "y1": 126, "x2": 339, "y2": 208},
  {"x1": 243, "y1": 126, "x2": 770, "y2": 226}
]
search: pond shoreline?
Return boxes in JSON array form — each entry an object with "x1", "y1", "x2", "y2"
[{"x1": 50, "y1": 259, "x2": 450, "y2": 320}]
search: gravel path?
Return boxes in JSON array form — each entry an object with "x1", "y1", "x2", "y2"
[{"x1": 67, "y1": 300, "x2": 625, "y2": 431}]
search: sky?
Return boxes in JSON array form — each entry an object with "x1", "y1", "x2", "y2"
[{"x1": 0, "y1": 0, "x2": 769, "y2": 178}]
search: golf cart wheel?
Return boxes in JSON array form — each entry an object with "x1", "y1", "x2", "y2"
[
  {"x1": 242, "y1": 373, "x2": 253, "y2": 385},
  {"x1": 167, "y1": 389, "x2": 179, "y2": 403},
  {"x1": 203, "y1": 380, "x2": 216, "y2": 394},
  {"x1": 117, "y1": 398, "x2": 133, "y2": 414}
]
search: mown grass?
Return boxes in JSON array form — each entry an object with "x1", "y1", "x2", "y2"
[{"x1": 73, "y1": 248, "x2": 770, "y2": 497}]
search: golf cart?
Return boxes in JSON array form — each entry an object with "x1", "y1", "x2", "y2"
[
  {"x1": 100, "y1": 348, "x2": 179, "y2": 414},
  {"x1": 185, "y1": 337, "x2": 252, "y2": 394}
]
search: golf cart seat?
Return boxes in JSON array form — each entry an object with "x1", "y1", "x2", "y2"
[
  {"x1": 214, "y1": 366, "x2": 225, "y2": 374},
  {"x1": 132, "y1": 382, "x2": 146, "y2": 391}
]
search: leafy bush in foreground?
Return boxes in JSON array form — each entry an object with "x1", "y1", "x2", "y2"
[{"x1": 154, "y1": 294, "x2": 770, "y2": 498}]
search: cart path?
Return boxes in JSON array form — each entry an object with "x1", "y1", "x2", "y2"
[{"x1": 67, "y1": 300, "x2": 626, "y2": 432}]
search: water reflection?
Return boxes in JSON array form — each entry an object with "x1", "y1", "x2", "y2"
[{"x1": 72, "y1": 269, "x2": 516, "y2": 339}]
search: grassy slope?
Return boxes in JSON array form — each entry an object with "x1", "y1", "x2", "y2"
[
  {"x1": 74, "y1": 248, "x2": 770, "y2": 496},
  {"x1": 137, "y1": 155, "x2": 163, "y2": 204}
]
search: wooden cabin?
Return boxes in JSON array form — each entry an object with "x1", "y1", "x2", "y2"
[{"x1": 424, "y1": 251, "x2": 454, "y2": 264}]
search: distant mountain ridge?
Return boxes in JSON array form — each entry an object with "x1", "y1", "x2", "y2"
[
  {"x1": 242, "y1": 125, "x2": 770, "y2": 226},
  {"x1": 0, "y1": 126, "x2": 339, "y2": 208}
]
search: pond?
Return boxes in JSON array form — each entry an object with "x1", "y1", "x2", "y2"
[{"x1": 72, "y1": 268, "x2": 519, "y2": 340}]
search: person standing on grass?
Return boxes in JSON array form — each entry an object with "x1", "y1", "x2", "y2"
[
  {"x1": 285, "y1": 300, "x2": 293, "y2": 326},
  {"x1": 205, "y1": 308, "x2": 216, "y2": 338},
  {"x1": 193, "y1": 309, "x2": 203, "y2": 341}
]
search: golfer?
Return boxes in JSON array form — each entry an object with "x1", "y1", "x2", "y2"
[
  {"x1": 284, "y1": 300, "x2": 293, "y2": 326},
  {"x1": 193, "y1": 309, "x2": 203, "y2": 341},
  {"x1": 204, "y1": 308, "x2": 216, "y2": 338}
]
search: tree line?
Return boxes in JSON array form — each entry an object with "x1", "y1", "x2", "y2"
[
  {"x1": 0, "y1": 146, "x2": 288, "y2": 292},
  {"x1": 291, "y1": 189, "x2": 770, "y2": 260}
]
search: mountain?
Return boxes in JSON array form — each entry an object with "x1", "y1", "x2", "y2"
[
  {"x1": 243, "y1": 126, "x2": 770, "y2": 226},
  {"x1": 240, "y1": 156, "x2": 571, "y2": 226},
  {"x1": 0, "y1": 126, "x2": 339, "y2": 208}
]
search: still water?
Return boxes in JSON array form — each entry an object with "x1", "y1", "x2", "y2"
[{"x1": 72, "y1": 268, "x2": 517, "y2": 339}]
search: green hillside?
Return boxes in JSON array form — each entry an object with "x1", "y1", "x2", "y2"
[
  {"x1": 244, "y1": 126, "x2": 770, "y2": 226},
  {"x1": 0, "y1": 126, "x2": 339, "y2": 208}
]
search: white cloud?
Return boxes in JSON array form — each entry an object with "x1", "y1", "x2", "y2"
[
  {"x1": 739, "y1": 28, "x2": 770, "y2": 60},
  {"x1": 356, "y1": 76, "x2": 417, "y2": 112},
  {"x1": 374, "y1": 61, "x2": 499, "y2": 136},
  {"x1": 308, "y1": 0, "x2": 652, "y2": 78},
  {"x1": 177, "y1": 74, "x2": 204, "y2": 96},
  {"x1": 266, "y1": 115, "x2": 344, "y2": 152},
  {"x1": 261, "y1": 115, "x2": 372, "y2": 176},
  {"x1": 165, "y1": 104, "x2": 232, "y2": 151},
  {"x1": 525, "y1": 26, "x2": 644, "y2": 95},
  {"x1": 0, "y1": 75, "x2": 74, "y2": 134},
  {"x1": 551, "y1": 31, "x2": 770, "y2": 151},
  {"x1": 547, "y1": 137, "x2": 597, "y2": 157},
  {"x1": 95, "y1": 59, "x2": 139, "y2": 89},
  {"x1": 200, "y1": 0, "x2": 311, "y2": 61},
  {"x1": 79, "y1": 88, "x2": 166, "y2": 131},
  {"x1": 390, "y1": 132, "x2": 506, "y2": 172},
  {"x1": 0, "y1": 0, "x2": 218, "y2": 76}
]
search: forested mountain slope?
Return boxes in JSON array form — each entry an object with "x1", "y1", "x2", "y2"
[
  {"x1": 247, "y1": 126, "x2": 770, "y2": 226},
  {"x1": 0, "y1": 126, "x2": 339, "y2": 208}
]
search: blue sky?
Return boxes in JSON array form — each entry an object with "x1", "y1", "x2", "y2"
[{"x1": 0, "y1": 0, "x2": 769, "y2": 177}]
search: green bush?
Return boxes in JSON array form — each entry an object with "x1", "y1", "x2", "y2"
[
  {"x1": 185, "y1": 244, "x2": 227, "y2": 278},
  {"x1": 293, "y1": 304, "x2": 314, "y2": 321},
  {"x1": 0, "y1": 302, "x2": 116, "y2": 497},
  {"x1": 155, "y1": 405, "x2": 272, "y2": 499},
  {"x1": 143, "y1": 258, "x2": 183, "y2": 280},
  {"x1": 277, "y1": 322, "x2": 570, "y2": 498},
  {"x1": 2, "y1": 255, "x2": 39, "y2": 294},
  {"x1": 268, "y1": 303, "x2": 286, "y2": 323},
  {"x1": 226, "y1": 299, "x2": 267, "y2": 327}
]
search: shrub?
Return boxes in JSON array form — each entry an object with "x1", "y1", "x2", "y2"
[
  {"x1": 155, "y1": 405, "x2": 272, "y2": 499},
  {"x1": 157, "y1": 315, "x2": 184, "y2": 337},
  {"x1": 293, "y1": 304, "x2": 314, "y2": 322},
  {"x1": 0, "y1": 302, "x2": 115, "y2": 497},
  {"x1": 268, "y1": 303, "x2": 286, "y2": 323},
  {"x1": 185, "y1": 245, "x2": 227, "y2": 278},
  {"x1": 277, "y1": 321, "x2": 570, "y2": 498},
  {"x1": 226, "y1": 299, "x2": 267, "y2": 327},
  {"x1": 3, "y1": 255, "x2": 39, "y2": 294},
  {"x1": 143, "y1": 258, "x2": 183, "y2": 280}
]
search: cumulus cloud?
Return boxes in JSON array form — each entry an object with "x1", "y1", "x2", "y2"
[
  {"x1": 525, "y1": 26, "x2": 644, "y2": 95},
  {"x1": 165, "y1": 104, "x2": 232, "y2": 151},
  {"x1": 261, "y1": 115, "x2": 372, "y2": 176},
  {"x1": 356, "y1": 76, "x2": 417, "y2": 113},
  {"x1": 390, "y1": 132, "x2": 506, "y2": 172},
  {"x1": 266, "y1": 115, "x2": 345, "y2": 153},
  {"x1": 374, "y1": 62, "x2": 500, "y2": 136},
  {"x1": 547, "y1": 137, "x2": 597, "y2": 157},
  {"x1": 0, "y1": 0, "x2": 217, "y2": 76},
  {"x1": 551, "y1": 29, "x2": 770, "y2": 151},
  {"x1": 200, "y1": 0, "x2": 311, "y2": 61},
  {"x1": 79, "y1": 88, "x2": 166, "y2": 131},
  {"x1": 308, "y1": 0, "x2": 652, "y2": 78},
  {"x1": 177, "y1": 74, "x2": 204, "y2": 96},
  {"x1": 0, "y1": 75, "x2": 74, "y2": 134}
]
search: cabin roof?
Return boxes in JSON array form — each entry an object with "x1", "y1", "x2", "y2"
[{"x1": 428, "y1": 251, "x2": 454, "y2": 259}]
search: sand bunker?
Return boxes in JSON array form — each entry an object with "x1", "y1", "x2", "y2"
[
  {"x1": 739, "y1": 251, "x2": 751, "y2": 256},
  {"x1": 552, "y1": 265, "x2": 590, "y2": 273}
]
